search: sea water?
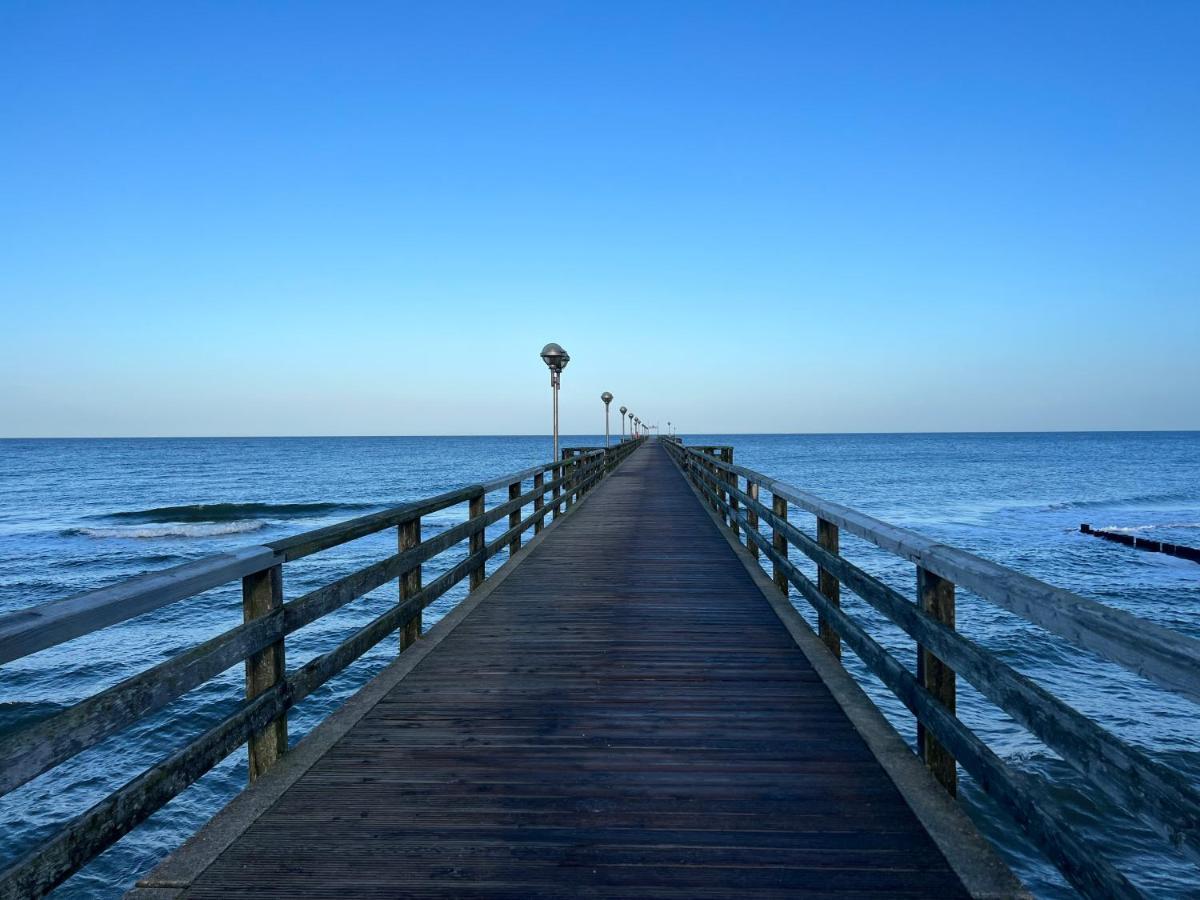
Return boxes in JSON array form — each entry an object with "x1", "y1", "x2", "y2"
[{"x1": 1, "y1": 433, "x2": 1197, "y2": 897}]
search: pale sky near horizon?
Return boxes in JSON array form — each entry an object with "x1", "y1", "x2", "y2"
[{"x1": 1, "y1": 2, "x2": 1197, "y2": 437}]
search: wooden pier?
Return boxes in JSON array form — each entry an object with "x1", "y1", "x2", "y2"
[{"x1": 2, "y1": 439, "x2": 1198, "y2": 898}]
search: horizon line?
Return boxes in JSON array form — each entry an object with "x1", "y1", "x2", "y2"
[{"x1": 2, "y1": 428, "x2": 1198, "y2": 440}]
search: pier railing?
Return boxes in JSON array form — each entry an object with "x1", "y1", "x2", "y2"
[
  {"x1": 0, "y1": 437, "x2": 644, "y2": 899},
  {"x1": 664, "y1": 440, "x2": 1200, "y2": 900}
]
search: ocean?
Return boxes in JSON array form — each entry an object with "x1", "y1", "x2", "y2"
[{"x1": 1, "y1": 433, "x2": 1198, "y2": 897}]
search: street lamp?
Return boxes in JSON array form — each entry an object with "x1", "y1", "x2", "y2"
[
  {"x1": 540, "y1": 343, "x2": 569, "y2": 461},
  {"x1": 628, "y1": 411, "x2": 635, "y2": 438},
  {"x1": 600, "y1": 392, "x2": 613, "y2": 447},
  {"x1": 619, "y1": 405, "x2": 627, "y2": 442}
]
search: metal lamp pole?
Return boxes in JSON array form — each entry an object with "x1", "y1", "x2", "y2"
[
  {"x1": 601, "y1": 392, "x2": 613, "y2": 447},
  {"x1": 619, "y1": 406, "x2": 627, "y2": 442},
  {"x1": 540, "y1": 343, "x2": 570, "y2": 461}
]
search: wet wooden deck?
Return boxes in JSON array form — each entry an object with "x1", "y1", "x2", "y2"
[{"x1": 169, "y1": 443, "x2": 968, "y2": 898}]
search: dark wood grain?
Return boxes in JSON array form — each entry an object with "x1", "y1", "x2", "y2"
[{"x1": 180, "y1": 443, "x2": 968, "y2": 899}]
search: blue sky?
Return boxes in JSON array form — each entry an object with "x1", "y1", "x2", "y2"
[{"x1": 1, "y1": 2, "x2": 1197, "y2": 436}]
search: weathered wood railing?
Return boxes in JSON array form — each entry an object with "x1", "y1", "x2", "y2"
[
  {"x1": 663, "y1": 439, "x2": 1200, "y2": 900},
  {"x1": 0, "y1": 436, "x2": 644, "y2": 899}
]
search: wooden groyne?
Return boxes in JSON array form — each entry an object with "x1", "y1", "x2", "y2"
[
  {"x1": 0, "y1": 438, "x2": 1197, "y2": 898},
  {"x1": 1081, "y1": 523, "x2": 1200, "y2": 564}
]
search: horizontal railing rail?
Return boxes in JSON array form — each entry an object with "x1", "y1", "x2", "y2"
[
  {"x1": 664, "y1": 440, "x2": 1200, "y2": 900},
  {"x1": 0, "y1": 437, "x2": 644, "y2": 899}
]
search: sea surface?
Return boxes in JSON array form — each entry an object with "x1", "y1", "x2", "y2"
[{"x1": 1, "y1": 433, "x2": 1198, "y2": 897}]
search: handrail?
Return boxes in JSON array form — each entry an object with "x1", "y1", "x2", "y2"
[
  {"x1": 0, "y1": 451, "x2": 604, "y2": 667},
  {"x1": 665, "y1": 439, "x2": 1199, "y2": 899},
  {"x1": 0, "y1": 438, "x2": 644, "y2": 899},
  {"x1": 685, "y1": 448, "x2": 1200, "y2": 704}
]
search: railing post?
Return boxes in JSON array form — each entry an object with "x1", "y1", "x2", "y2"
[
  {"x1": 534, "y1": 471, "x2": 545, "y2": 534},
  {"x1": 817, "y1": 518, "x2": 841, "y2": 660},
  {"x1": 717, "y1": 449, "x2": 734, "y2": 530},
  {"x1": 399, "y1": 516, "x2": 421, "y2": 649},
  {"x1": 552, "y1": 460, "x2": 561, "y2": 525},
  {"x1": 469, "y1": 490, "x2": 486, "y2": 590},
  {"x1": 508, "y1": 481, "x2": 521, "y2": 557},
  {"x1": 771, "y1": 496, "x2": 788, "y2": 595},
  {"x1": 242, "y1": 564, "x2": 285, "y2": 781},
  {"x1": 564, "y1": 450, "x2": 576, "y2": 509},
  {"x1": 917, "y1": 566, "x2": 957, "y2": 795},
  {"x1": 746, "y1": 480, "x2": 759, "y2": 561},
  {"x1": 725, "y1": 453, "x2": 738, "y2": 537}
]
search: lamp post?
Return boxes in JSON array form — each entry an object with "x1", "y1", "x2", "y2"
[
  {"x1": 629, "y1": 411, "x2": 635, "y2": 438},
  {"x1": 619, "y1": 405, "x2": 627, "y2": 442},
  {"x1": 601, "y1": 392, "x2": 613, "y2": 447},
  {"x1": 540, "y1": 343, "x2": 569, "y2": 461}
]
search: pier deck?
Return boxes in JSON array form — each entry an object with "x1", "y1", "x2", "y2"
[{"x1": 138, "y1": 444, "x2": 971, "y2": 898}]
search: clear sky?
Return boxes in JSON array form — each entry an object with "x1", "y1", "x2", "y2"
[{"x1": 1, "y1": 2, "x2": 1197, "y2": 437}]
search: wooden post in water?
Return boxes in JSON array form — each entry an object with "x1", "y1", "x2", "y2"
[
  {"x1": 917, "y1": 566, "x2": 957, "y2": 795},
  {"x1": 771, "y1": 496, "x2": 788, "y2": 595},
  {"x1": 508, "y1": 481, "x2": 522, "y2": 557},
  {"x1": 746, "y1": 481, "x2": 760, "y2": 562},
  {"x1": 817, "y1": 518, "x2": 841, "y2": 660},
  {"x1": 399, "y1": 517, "x2": 421, "y2": 649},
  {"x1": 533, "y1": 472, "x2": 545, "y2": 534},
  {"x1": 242, "y1": 565, "x2": 285, "y2": 781},
  {"x1": 469, "y1": 491, "x2": 486, "y2": 590}
]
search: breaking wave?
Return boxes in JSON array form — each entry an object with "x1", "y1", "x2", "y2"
[
  {"x1": 64, "y1": 521, "x2": 267, "y2": 539},
  {"x1": 96, "y1": 502, "x2": 377, "y2": 524},
  {"x1": 1096, "y1": 522, "x2": 1200, "y2": 535}
]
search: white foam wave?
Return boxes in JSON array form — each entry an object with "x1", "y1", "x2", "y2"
[
  {"x1": 69, "y1": 521, "x2": 266, "y2": 539},
  {"x1": 1098, "y1": 523, "x2": 1200, "y2": 535}
]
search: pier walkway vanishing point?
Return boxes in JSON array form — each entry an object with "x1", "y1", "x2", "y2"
[
  {"x1": 3, "y1": 438, "x2": 1199, "y2": 898},
  {"x1": 130, "y1": 442, "x2": 996, "y2": 899}
]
